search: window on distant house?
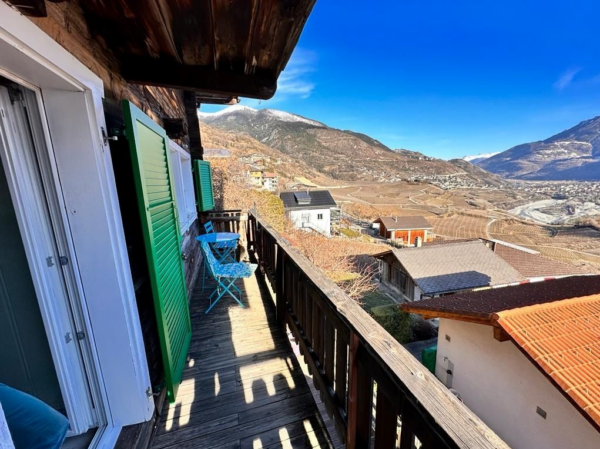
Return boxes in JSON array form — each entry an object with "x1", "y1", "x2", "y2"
[
  {"x1": 317, "y1": 213, "x2": 323, "y2": 220},
  {"x1": 169, "y1": 141, "x2": 198, "y2": 234},
  {"x1": 392, "y1": 266, "x2": 408, "y2": 294}
]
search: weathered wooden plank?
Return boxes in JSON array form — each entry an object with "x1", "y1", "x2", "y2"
[
  {"x1": 239, "y1": 415, "x2": 331, "y2": 449},
  {"x1": 374, "y1": 387, "x2": 398, "y2": 449}
]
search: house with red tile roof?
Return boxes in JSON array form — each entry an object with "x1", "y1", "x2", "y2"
[{"x1": 403, "y1": 276, "x2": 600, "y2": 449}]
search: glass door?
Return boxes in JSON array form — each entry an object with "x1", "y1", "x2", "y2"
[{"x1": 0, "y1": 80, "x2": 99, "y2": 435}]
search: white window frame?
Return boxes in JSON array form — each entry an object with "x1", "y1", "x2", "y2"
[{"x1": 169, "y1": 140, "x2": 197, "y2": 234}]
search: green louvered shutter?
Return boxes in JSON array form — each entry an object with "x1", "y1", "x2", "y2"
[
  {"x1": 194, "y1": 160, "x2": 215, "y2": 212},
  {"x1": 122, "y1": 100, "x2": 191, "y2": 403}
]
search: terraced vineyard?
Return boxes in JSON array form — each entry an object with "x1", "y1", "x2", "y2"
[
  {"x1": 489, "y1": 219, "x2": 600, "y2": 272},
  {"x1": 429, "y1": 213, "x2": 491, "y2": 239}
]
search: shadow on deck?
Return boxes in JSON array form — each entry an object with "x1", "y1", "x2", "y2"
[{"x1": 150, "y1": 267, "x2": 336, "y2": 449}]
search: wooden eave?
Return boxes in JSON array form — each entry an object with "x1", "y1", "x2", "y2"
[
  {"x1": 76, "y1": 0, "x2": 316, "y2": 100},
  {"x1": 401, "y1": 304, "x2": 494, "y2": 326}
]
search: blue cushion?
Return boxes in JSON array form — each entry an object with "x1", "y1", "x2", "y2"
[
  {"x1": 218, "y1": 262, "x2": 258, "y2": 278},
  {"x1": 0, "y1": 383, "x2": 69, "y2": 449}
]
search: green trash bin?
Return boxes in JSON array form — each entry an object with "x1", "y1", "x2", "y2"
[{"x1": 421, "y1": 345, "x2": 437, "y2": 374}]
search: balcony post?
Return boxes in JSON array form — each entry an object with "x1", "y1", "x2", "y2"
[{"x1": 275, "y1": 245, "x2": 286, "y2": 325}]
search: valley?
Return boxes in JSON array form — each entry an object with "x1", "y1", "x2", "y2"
[{"x1": 199, "y1": 105, "x2": 600, "y2": 273}]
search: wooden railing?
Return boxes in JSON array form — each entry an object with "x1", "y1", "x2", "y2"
[
  {"x1": 205, "y1": 210, "x2": 248, "y2": 248},
  {"x1": 247, "y1": 210, "x2": 509, "y2": 449}
]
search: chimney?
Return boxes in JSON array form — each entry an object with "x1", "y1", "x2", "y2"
[
  {"x1": 393, "y1": 216, "x2": 397, "y2": 222},
  {"x1": 415, "y1": 236, "x2": 423, "y2": 247}
]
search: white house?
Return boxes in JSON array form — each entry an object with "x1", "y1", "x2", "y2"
[
  {"x1": 280, "y1": 190, "x2": 337, "y2": 237},
  {"x1": 262, "y1": 172, "x2": 279, "y2": 192},
  {"x1": 403, "y1": 277, "x2": 600, "y2": 449}
]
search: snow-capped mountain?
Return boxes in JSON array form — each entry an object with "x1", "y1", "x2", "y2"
[
  {"x1": 198, "y1": 105, "x2": 325, "y2": 128},
  {"x1": 479, "y1": 116, "x2": 600, "y2": 180},
  {"x1": 463, "y1": 152, "x2": 500, "y2": 164}
]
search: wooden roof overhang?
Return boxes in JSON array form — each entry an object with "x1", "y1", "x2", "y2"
[
  {"x1": 9, "y1": 0, "x2": 316, "y2": 103},
  {"x1": 401, "y1": 303, "x2": 511, "y2": 341}
]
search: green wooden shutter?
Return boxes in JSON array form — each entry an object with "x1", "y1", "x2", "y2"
[
  {"x1": 122, "y1": 100, "x2": 191, "y2": 403},
  {"x1": 194, "y1": 160, "x2": 215, "y2": 212}
]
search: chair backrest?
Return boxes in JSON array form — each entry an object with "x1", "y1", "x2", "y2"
[
  {"x1": 204, "y1": 221, "x2": 214, "y2": 234},
  {"x1": 201, "y1": 241, "x2": 221, "y2": 278}
]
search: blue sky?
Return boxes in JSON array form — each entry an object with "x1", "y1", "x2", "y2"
[{"x1": 201, "y1": 1, "x2": 600, "y2": 160}]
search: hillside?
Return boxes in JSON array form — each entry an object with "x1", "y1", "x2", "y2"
[
  {"x1": 447, "y1": 159, "x2": 510, "y2": 188},
  {"x1": 478, "y1": 116, "x2": 600, "y2": 180},
  {"x1": 198, "y1": 106, "x2": 501, "y2": 185}
]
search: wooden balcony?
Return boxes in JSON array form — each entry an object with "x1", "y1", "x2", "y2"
[
  {"x1": 152, "y1": 210, "x2": 510, "y2": 449},
  {"x1": 150, "y1": 269, "x2": 335, "y2": 448}
]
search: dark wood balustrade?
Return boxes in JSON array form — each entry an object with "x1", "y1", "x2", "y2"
[{"x1": 243, "y1": 210, "x2": 509, "y2": 449}]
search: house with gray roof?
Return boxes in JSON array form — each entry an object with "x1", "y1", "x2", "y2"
[
  {"x1": 373, "y1": 240, "x2": 524, "y2": 302},
  {"x1": 280, "y1": 190, "x2": 337, "y2": 236}
]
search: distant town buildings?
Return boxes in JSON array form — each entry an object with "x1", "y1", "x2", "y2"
[
  {"x1": 247, "y1": 168, "x2": 263, "y2": 187},
  {"x1": 246, "y1": 166, "x2": 279, "y2": 192},
  {"x1": 262, "y1": 172, "x2": 278, "y2": 192},
  {"x1": 203, "y1": 148, "x2": 231, "y2": 158},
  {"x1": 280, "y1": 190, "x2": 337, "y2": 237}
]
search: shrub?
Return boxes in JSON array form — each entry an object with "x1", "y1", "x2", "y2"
[{"x1": 370, "y1": 305, "x2": 414, "y2": 344}]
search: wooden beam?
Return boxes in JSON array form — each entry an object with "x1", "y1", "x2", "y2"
[
  {"x1": 402, "y1": 307, "x2": 493, "y2": 326},
  {"x1": 493, "y1": 326, "x2": 510, "y2": 342},
  {"x1": 195, "y1": 94, "x2": 239, "y2": 105},
  {"x1": 5, "y1": 0, "x2": 46, "y2": 16},
  {"x1": 163, "y1": 118, "x2": 185, "y2": 140},
  {"x1": 122, "y1": 58, "x2": 276, "y2": 99},
  {"x1": 183, "y1": 91, "x2": 202, "y2": 160}
]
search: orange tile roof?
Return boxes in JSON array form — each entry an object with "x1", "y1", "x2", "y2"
[{"x1": 496, "y1": 295, "x2": 600, "y2": 429}]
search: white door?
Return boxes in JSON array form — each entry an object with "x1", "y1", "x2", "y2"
[{"x1": 0, "y1": 82, "x2": 99, "y2": 434}]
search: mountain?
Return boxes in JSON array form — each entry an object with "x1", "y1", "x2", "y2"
[
  {"x1": 463, "y1": 152, "x2": 500, "y2": 164},
  {"x1": 478, "y1": 116, "x2": 600, "y2": 180},
  {"x1": 198, "y1": 106, "x2": 500, "y2": 185},
  {"x1": 448, "y1": 159, "x2": 510, "y2": 188}
]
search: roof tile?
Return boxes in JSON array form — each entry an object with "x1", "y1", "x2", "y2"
[{"x1": 497, "y1": 295, "x2": 600, "y2": 429}]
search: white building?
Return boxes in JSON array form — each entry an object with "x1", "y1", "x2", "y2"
[
  {"x1": 280, "y1": 190, "x2": 337, "y2": 237},
  {"x1": 262, "y1": 172, "x2": 279, "y2": 192},
  {"x1": 404, "y1": 277, "x2": 600, "y2": 449}
]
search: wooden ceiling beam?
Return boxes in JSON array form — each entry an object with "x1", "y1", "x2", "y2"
[{"x1": 121, "y1": 58, "x2": 276, "y2": 99}]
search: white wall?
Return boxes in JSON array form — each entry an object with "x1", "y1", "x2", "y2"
[
  {"x1": 436, "y1": 319, "x2": 600, "y2": 449},
  {"x1": 288, "y1": 208, "x2": 331, "y2": 236}
]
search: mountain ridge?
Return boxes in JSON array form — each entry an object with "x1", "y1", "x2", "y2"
[
  {"x1": 478, "y1": 115, "x2": 600, "y2": 180},
  {"x1": 198, "y1": 105, "x2": 504, "y2": 186}
]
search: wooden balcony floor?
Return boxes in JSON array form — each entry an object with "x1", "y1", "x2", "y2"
[{"x1": 150, "y1": 271, "x2": 335, "y2": 449}]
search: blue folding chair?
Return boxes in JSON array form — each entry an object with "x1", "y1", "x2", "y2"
[
  {"x1": 204, "y1": 221, "x2": 237, "y2": 263},
  {"x1": 200, "y1": 241, "x2": 257, "y2": 314}
]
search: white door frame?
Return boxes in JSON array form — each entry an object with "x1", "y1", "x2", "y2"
[
  {"x1": 0, "y1": 2, "x2": 154, "y2": 444},
  {"x1": 0, "y1": 85, "x2": 98, "y2": 434}
]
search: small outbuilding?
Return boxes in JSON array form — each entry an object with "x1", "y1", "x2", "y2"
[{"x1": 373, "y1": 216, "x2": 434, "y2": 245}]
